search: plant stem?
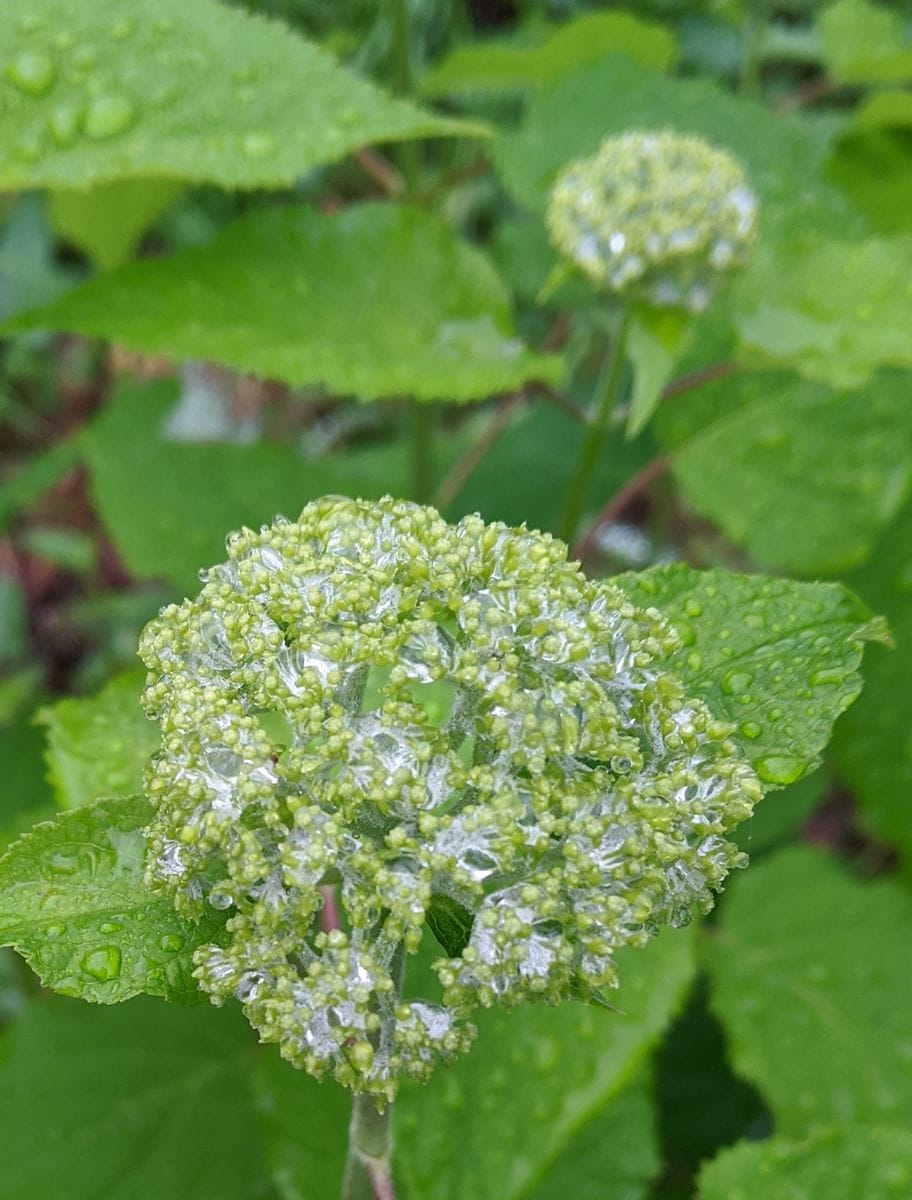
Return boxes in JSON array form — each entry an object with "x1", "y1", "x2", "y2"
[
  {"x1": 341, "y1": 1093, "x2": 396, "y2": 1200},
  {"x1": 388, "y1": 0, "x2": 432, "y2": 501},
  {"x1": 388, "y1": 0, "x2": 420, "y2": 195},
  {"x1": 739, "y1": 3, "x2": 765, "y2": 98},
  {"x1": 559, "y1": 306, "x2": 631, "y2": 547}
]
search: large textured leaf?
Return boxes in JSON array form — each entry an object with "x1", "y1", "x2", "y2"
[
  {"x1": 253, "y1": 1051, "x2": 350, "y2": 1200},
  {"x1": 421, "y1": 11, "x2": 676, "y2": 94},
  {"x1": 0, "y1": 794, "x2": 222, "y2": 1003},
  {"x1": 0, "y1": 0, "x2": 473, "y2": 192},
  {"x1": 7, "y1": 204, "x2": 559, "y2": 402},
  {"x1": 700, "y1": 1126, "x2": 912, "y2": 1200},
  {"x1": 735, "y1": 235, "x2": 912, "y2": 387},
  {"x1": 614, "y1": 565, "x2": 886, "y2": 787},
  {"x1": 37, "y1": 669, "x2": 159, "y2": 809},
  {"x1": 819, "y1": 0, "x2": 912, "y2": 83},
  {"x1": 706, "y1": 847, "x2": 912, "y2": 1133},
  {"x1": 835, "y1": 503, "x2": 912, "y2": 870},
  {"x1": 0, "y1": 996, "x2": 263, "y2": 1200},
  {"x1": 493, "y1": 55, "x2": 860, "y2": 238},
  {"x1": 657, "y1": 371, "x2": 912, "y2": 574},
  {"x1": 395, "y1": 928, "x2": 693, "y2": 1200}
]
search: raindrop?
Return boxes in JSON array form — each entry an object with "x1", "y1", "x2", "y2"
[
  {"x1": 81, "y1": 945, "x2": 122, "y2": 982},
  {"x1": 721, "y1": 669, "x2": 753, "y2": 695},
  {"x1": 738, "y1": 721, "x2": 763, "y2": 741},
  {"x1": 159, "y1": 932, "x2": 186, "y2": 952},
  {"x1": 240, "y1": 131, "x2": 275, "y2": 158},
  {"x1": 754, "y1": 755, "x2": 804, "y2": 786},
  {"x1": 84, "y1": 93, "x2": 135, "y2": 140},
  {"x1": 5, "y1": 51, "x2": 57, "y2": 96},
  {"x1": 48, "y1": 104, "x2": 80, "y2": 145},
  {"x1": 809, "y1": 667, "x2": 844, "y2": 687}
]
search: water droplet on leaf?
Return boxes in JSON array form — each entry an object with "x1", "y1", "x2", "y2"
[
  {"x1": 754, "y1": 755, "x2": 804, "y2": 786},
  {"x1": 84, "y1": 93, "x2": 135, "y2": 140},
  {"x1": 159, "y1": 932, "x2": 186, "y2": 952},
  {"x1": 6, "y1": 51, "x2": 57, "y2": 96},
  {"x1": 721, "y1": 669, "x2": 753, "y2": 695},
  {"x1": 81, "y1": 945, "x2": 122, "y2": 982}
]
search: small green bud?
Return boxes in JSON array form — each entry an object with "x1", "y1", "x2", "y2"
[{"x1": 547, "y1": 130, "x2": 758, "y2": 312}]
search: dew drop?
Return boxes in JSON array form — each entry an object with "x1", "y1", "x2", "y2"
[
  {"x1": 721, "y1": 669, "x2": 753, "y2": 695},
  {"x1": 48, "y1": 103, "x2": 80, "y2": 145},
  {"x1": 683, "y1": 598, "x2": 703, "y2": 618},
  {"x1": 5, "y1": 51, "x2": 57, "y2": 96},
  {"x1": 808, "y1": 667, "x2": 844, "y2": 687},
  {"x1": 240, "y1": 130, "x2": 275, "y2": 158},
  {"x1": 81, "y1": 945, "x2": 122, "y2": 981},
  {"x1": 98, "y1": 920, "x2": 124, "y2": 934},
  {"x1": 159, "y1": 932, "x2": 186, "y2": 952},
  {"x1": 47, "y1": 852, "x2": 78, "y2": 876},
  {"x1": 45, "y1": 924, "x2": 65, "y2": 939},
  {"x1": 739, "y1": 721, "x2": 763, "y2": 741},
  {"x1": 685, "y1": 650, "x2": 702, "y2": 671},
  {"x1": 84, "y1": 93, "x2": 135, "y2": 140},
  {"x1": 754, "y1": 755, "x2": 804, "y2": 786}
]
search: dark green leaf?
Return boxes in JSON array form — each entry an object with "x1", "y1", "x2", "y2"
[{"x1": 706, "y1": 846, "x2": 912, "y2": 1133}]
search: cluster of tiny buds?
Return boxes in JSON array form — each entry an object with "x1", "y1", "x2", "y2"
[
  {"x1": 547, "y1": 130, "x2": 758, "y2": 312},
  {"x1": 138, "y1": 496, "x2": 762, "y2": 1102}
]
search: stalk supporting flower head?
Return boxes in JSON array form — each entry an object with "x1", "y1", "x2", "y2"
[
  {"x1": 547, "y1": 130, "x2": 758, "y2": 312},
  {"x1": 139, "y1": 497, "x2": 762, "y2": 1102}
]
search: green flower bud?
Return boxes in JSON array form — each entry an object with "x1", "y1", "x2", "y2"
[
  {"x1": 139, "y1": 497, "x2": 761, "y2": 1101},
  {"x1": 547, "y1": 131, "x2": 758, "y2": 312}
]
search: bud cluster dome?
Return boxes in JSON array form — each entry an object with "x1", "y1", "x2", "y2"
[
  {"x1": 547, "y1": 130, "x2": 758, "y2": 312},
  {"x1": 139, "y1": 497, "x2": 761, "y2": 1100}
]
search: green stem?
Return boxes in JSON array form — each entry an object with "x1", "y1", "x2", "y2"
[
  {"x1": 341, "y1": 1094, "x2": 396, "y2": 1200},
  {"x1": 560, "y1": 306, "x2": 631, "y2": 547},
  {"x1": 388, "y1": 0, "x2": 433, "y2": 500},
  {"x1": 389, "y1": 0, "x2": 420, "y2": 195},
  {"x1": 739, "y1": 4, "x2": 765, "y2": 98},
  {"x1": 340, "y1": 945, "x2": 405, "y2": 1200},
  {"x1": 407, "y1": 402, "x2": 434, "y2": 503}
]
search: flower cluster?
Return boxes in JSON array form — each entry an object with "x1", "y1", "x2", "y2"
[
  {"x1": 139, "y1": 497, "x2": 761, "y2": 1101},
  {"x1": 547, "y1": 131, "x2": 758, "y2": 312}
]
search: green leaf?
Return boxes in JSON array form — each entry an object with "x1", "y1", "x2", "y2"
[
  {"x1": 700, "y1": 1126, "x2": 912, "y2": 1200},
  {"x1": 253, "y1": 1050, "x2": 349, "y2": 1200},
  {"x1": 0, "y1": 193, "x2": 77, "y2": 320},
  {"x1": 80, "y1": 377, "x2": 410, "y2": 593},
  {"x1": 835, "y1": 502, "x2": 912, "y2": 869},
  {"x1": 395, "y1": 928, "x2": 694, "y2": 1200},
  {"x1": 0, "y1": 713, "x2": 56, "y2": 848},
  {"x1": 734, "y1": 235, "x2": 912, "y2": 387},
  {"x1": 819, "y1": 0, "x2": 912, "y2": 83},
  {"x1": 425, "y1": 892, "x2": 474, "y2": 958},
  {"x1": 421, "y1": 11, "x2": 676, "y2": 95},
  {"x1": 493, "y1": 56, "x2": 860, "y2": 238},
  {"x1": 626, "y1": 307, "x2": 691, "y2": 437},
  {"x1": 0, "y1": 0, "x2": 475, "y2": 192},
  {"x1": 706, "y1": 846, "x2": 912, "y2": 1133},
  {"x1": 827, "y1": 128, "x2": 912, "y2": 235},
  {"x1": 658, "y1": 371, "x2": 912, "y2": 574},
  {"x1": 37, "y1": 668, "x2": 159, "y2": 809},
  {"x1": 521, "y1": 1074, "x2": 658, "y2": 1200},
  {"x1": 49, "y1": 178, "x2": 182, "y2": 271},
  {"x1": 8, "y1": 203, "x2": 560, "y2": 403},
  {"x1": 0, "y1": 794, "x2": 223, "y2": 1003},
  {"x1": 0, "y1": 995, "x2": 264, "y2": 1200},
  {"x1": 0, "y1": 436, "x2": 81, "y2": 532},
  {"x1": 614, "y1": 564, "x2": 886, "y2": 787}
]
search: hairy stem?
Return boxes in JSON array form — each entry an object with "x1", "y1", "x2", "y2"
[
  {"x1": 560, "y1": 306, "x2": 631, "y2": 546},
  {"x1": 341, "y1": 1094, "x2": 396, "y2": 1200}
]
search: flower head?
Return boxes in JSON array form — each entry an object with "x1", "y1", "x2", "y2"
[
  {"x1": 547, "y1": 131, "x2": 758, "y2": 312},
  {"x1": 139, "y1": 497, "x2": 761, "y2": 1101}
]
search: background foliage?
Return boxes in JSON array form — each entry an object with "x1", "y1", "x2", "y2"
[{"x1": 1, "y1": 1, "x2": 911, "y2": 1197}]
